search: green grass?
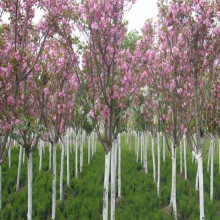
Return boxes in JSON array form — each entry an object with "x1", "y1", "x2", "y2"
[{"x1": 1, "y1": 135, "x2": 220, "y2": 219}]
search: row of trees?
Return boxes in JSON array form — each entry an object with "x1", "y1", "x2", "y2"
[{"x1": 0, "y1": 0, "x2": 219, "y2": 219}]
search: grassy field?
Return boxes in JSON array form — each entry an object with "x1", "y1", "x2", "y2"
[{"x1": 1, "y1": 135, "x2": 220, "y2": 219}]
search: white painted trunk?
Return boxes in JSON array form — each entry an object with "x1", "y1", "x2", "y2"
[
  {"x1": 0, "y1": 165, "x2": 1, "y2": 210},
  {"x1": 52, "y1": 143, "x2": 57, "y2": 220},
  {"x1": 137, "y1": 133, "x2": 139, "y2": 162},
  {"x1": 197, "y1": 152, "x2": 205, "y2": 220},
  {"x1": 60, "y1": 144, "x2": 64, "y2": 200},
  {"x1": 111, "y1": 143, "x2": 116, "y2": 220},
  {"x1": 207, "y1": 143, "x2": 211, "y2": 172},
  {"x1": 75, "y1": 136, "x2": 78, "y2": 178},
  {"x1": 219, "y1": 138, "x2": 220, "y2": 175},
  {"x1": 183, "y1": 135, "x2": 187, "y2": 180},
  {"x1": 163, "y1": 134, "x2": 165, "y2": 162},
  {"x1": 170, "y1": 144, "x2": 177, "y2": 219},
  {"x1": 195, "y1": 168, "x2": 199, "y2": 191},
  {"x1": 157, "y1": 132, "x2": 160, "y2": 196},
  {"x1": 16, "y1": 145, "x2": 23, "y2": 191},
  {"x1": 27, "y1": 151, "x2": 32, "y2": 220},
  {"x1": 151, "y1": 136, "x2": 156, "y2": 182},
  {"x1": 8, "y1": 144, "x2": 11, "y2": 168},
  {"x1": 180, "y1": 139, "x2": 183, "y2": 174},
  {"x1": 103, "y1": 151, "x2": 110, "y2": 220},
  {"x1": 88, "y1": 135, "x2": 91, "y2": 164},
  {"x1": 67, "y1": 137, "x2": 70, "y2": 186},
  {"x1": 141, "y1": 132, "x2": 143, "y2": 163},
  {"x1": 92, "y1": 132, "x2": 94, "y2": 157},
  {"x1": 49, "y1": 143, "x2": 52, "y2": 170},
  {"x1": 210, "y1": 138, "x2": 214, "y2": 201},
  {"x1": 144, "y1": 132, "x2": 148, "y2": 173},
  {"x1": 23, "y1": 148, "x2": 25, "y2": 164},
  {"x1": 135, "y1": 132, "x2": 137, "y2": 157},
  {"x1": 192, "y1": 134, "x2": 196, "y2": 163},
  {"x1": 39, "y1": 143, "x2": 42, "y2": 172},
  {"x1": 118, "y1": 134, "x2": 121, "y2": 198},
  {"x1": 80, "y1": 132, "x2": 83, "y2": 173}
]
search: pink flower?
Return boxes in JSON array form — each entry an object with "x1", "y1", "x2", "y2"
[
  {"x1": 7, "y1": 96, "x2": 14, "y2": 105},
  {"x1": 15, "y1": 51, "x2": 21, "y2": 61},
  {"x1": 89, "y1": 110, "x2": 95, "y2": 118},
  {"x1": 15, "y1": 119, "x2": 20, "y2": 126},
  {"x1": 43, "y1": 88, "x2": 49, "y2": 96},
  {"x1": 91, "y1": 22, "x2": 99, "y2": 30},
  {"x1": 101, "y1": 105, "x2": 110, "y2": 118}
]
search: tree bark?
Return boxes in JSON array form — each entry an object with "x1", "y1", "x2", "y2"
[
  {"x1": 111, "y1": 142, "x2": 116, "y2": 220},
  {"x1": 75, "y1": 135, "x2": 78, "y2": 178},
  {"x1": 183, "y1": 135, "x2": 187, "y2": 180},
  {"x1": 8, "y1": 144, "x2": 11, "y2": 169},
  {"x1": 60, "y1": 143, "x2": 64, "y2": 200},
  {"x1": 67, "y1": 135, "x2": 70, "y2": 186},
  {"x1": 151, "y1": 135, "x2": 156, "y2": 182},
  {"x1": 49, "y1": 143, "x2": 52, "y2": 170},
  {"x1": 144, "y1": 132, "x2": 148, "y2": 173},
  {"x1": 157, "y1": 132, "x2": 160, "y2": 196},
  {"x1": 80, "y1": 132, "x2": 83, "y2": 173},
  {"x1": 170, "y1": 143, "x2": 177, "y2": 219},
  {"x1": 207, "y1": 142, "x2": 211, "y2": 172},
  {"x1": 52, "y1": 143, "x2": 57, "y2": 220},
  {"x1": 197, "y1": 151, "x2": 205, "y2": 220},
  {"x1": 210, "y1": 137, "x2": 214, "y2": 201},
  {"x1": 88, "y1": 135, "x2": 91, "y2": 164},
  {"x1": 163, "y1": 134, "x2": 165, "y2": 162},
  {"x1": 180, "y1": 139, "x2": 183, "y2": 174},
  {"x1": 118, "y1": 134, "x2": 121, "y2": 198},
  {"x1": 103, "y1": 151, "x2": 110, "y2": 220},
  {"x1": 27, "y1": 151, "x2": 32, "y2": 220},
  {"x1": 16, "y1": 145, "x2": 23, "y2": 191}
]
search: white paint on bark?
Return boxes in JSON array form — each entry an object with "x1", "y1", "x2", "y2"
[
  {"x1": 16, "y1": 145, "x2": 23, "y2": 191},
  {"x1": 170, "y1": 143, "x2": 177, "y2": 219},
  {"x1": 103, "y1": 151, "x2": 110, "y2": 220},
  {"x1": 75, "y1": 135, "x2": 78, "y2": 178},
  {"x1": 163, "y1": 134, "x2": 165, "y2": 162},
  {"x1": 60, "y1": 143, "x2": 64, "y2": 200},
  {"x1": 111, "y1": 143, "x2": 116, "y2": 220},
  {"x1": 118, "y1": 134, "x2": 121, "y2": 198},
  {"x1": 210, "y1": 138, "x2": 214, "y2": 201},
  {"x1": 88, "y1": 135, "x2": 91, "y2": 164},
  {"x1": 27, "y1": 151, "x2": 32, "y2": 220},
  {"x1": 157, "y1": 132, "x2": 160, "y2": 196},
  {"x1": 151, "y1": 135, "x2": 156, "y2": 182},
  {"x1": 52, "y1": 143, "x2": 57, "y2": 220},
  {"x1": 183, "y1": 135, "x2": 187, "y2": 180}
]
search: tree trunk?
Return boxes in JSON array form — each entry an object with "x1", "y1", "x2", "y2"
[
  {"x1": 27, "y1": 151, "x2": 32, "y2": 220},
  {"x1": 92, "y1": 132, "x2": 94, "y2": 157},
  {"x1": 163, "y1": 134, "x2": 165, "y2": 162},
  {"x1": 52, "y1": 143, "x2": 57, "y2": 220},
  {"x1": 170, "y1": 144, "x2": 177, "y2": 219},
  {"x1": 207, "y1": 142, "x2": 211, "y2": 172},
  {"x1": 80, "y1": 132, "x2": 83, "y2": 173},
  {"x1": 0, "y1": 164, "x2": 1, "y2": 210},
  {"x1": 144, "y1": 132, "x2": 148, "y2": 173},
  {"x1": 49, "y1": 143, "x2": 52, "y2": 170},
  {"x1": 136, "y1": 132, "x2": 139, "y2": 162},
  {"x1": 88, "y1": 135, "x2": 91, "y2": 164},
  {"x1": 141, "y1": 132, "x2": 143, "y2": 164},
  {"x1": 111, "y1": 142, "x2": 116, "y2": 220},
  {"x1": 195, "y1": 168, "x2": 199, "y2": 191},
  {"x1": 16, "y1": 145, "x2": 23, "y2": 191},
  {"x1": 157, "y1": 132, "x2": 160, "y2": 196},
  {"x1": 210, "y1": 137, "x2": 214, "y2": 201},
  {"x1": 60, "y1": 143, "x2": 64, "y2": 200},
  {"x1": 183, "y1": 135, "x2": 187, "y2": 180},
  {"x1": 23, "y1": 148, "x2": 25, "y2": 164},
  {"x1": 75, "y1": 135, "x2": 78, "y2": 178},
  {"x1": 151, "y1": 135, "x2": 156, "y2": 182},
  {"x1": 118, "y1": 134, "x2": 121, "y2": 198},
  {"x1": 39, "y1": 142, "x2": 42, "y2": 172},
  {"x1": 67, "y1": 136, "x2": 70, "y2": 186},
  {"x1": 103, "y1": 151, "x2": 110, "y2": 220},
  {"x1": 8, "y1": 144, "x2": 11, "y2": 169},
  {"x1": 197, "y1": 151, "x2": 205, "y2": 220},
  {"x1": 180, "y1": 139, "x2": 183, "y2": 174}
]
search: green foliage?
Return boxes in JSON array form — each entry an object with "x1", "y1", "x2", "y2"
[{"x1": 1, "y1": 136, "x2": 220, "y2": 219}]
